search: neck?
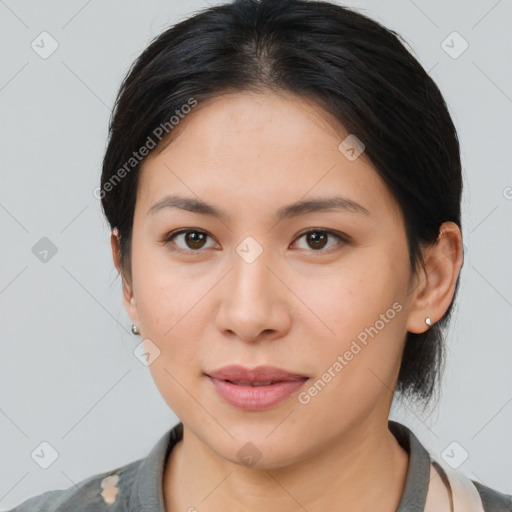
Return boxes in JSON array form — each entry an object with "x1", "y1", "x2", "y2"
[{"x1": 163, "y1": 417, "x2": 410, "y2": 512}]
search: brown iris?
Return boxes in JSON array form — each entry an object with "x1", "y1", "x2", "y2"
[
  {"x1": 306, "y1": 231, "x2": 328, "y2": 250},
  {"x1": 184, "y1": 231, "x2": 208, "y2": 249}
]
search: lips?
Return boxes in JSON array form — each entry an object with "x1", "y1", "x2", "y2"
[
  {"x1": 205, "y1": 365, "x2": 310, "y2": 411},
  {"x1": 206, "y1": 364, "x2": 309, "y2": 384}
]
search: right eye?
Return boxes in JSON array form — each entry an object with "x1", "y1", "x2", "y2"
[{"x1": 161, "y1": 229, "x2": 219, "y2": 253}]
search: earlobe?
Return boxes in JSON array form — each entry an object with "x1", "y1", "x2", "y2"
[
  {"x1": 111, "y1": 228, "x2": 139, "y2": 327},
  {"x1": 122, "y1": 279, "x2": 139, "y2": 324},
  {"x1": 121, "y1": 273, "x2": 139, "y2": 329},
  {"x1": 406, "y1": 222, "x2": 464, "y2": 334}
]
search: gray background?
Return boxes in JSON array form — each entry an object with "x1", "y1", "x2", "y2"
[{"x1": 1, "y1": 0, "x2": 511, "y2": 508}]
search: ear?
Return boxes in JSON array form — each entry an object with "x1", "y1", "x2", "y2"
[
  {"x1": 405, "y1": 221, "x2": 464, "y2": 334},
  {"x1": 111, "y1": 228, "x2": 139, "y2": 328}
]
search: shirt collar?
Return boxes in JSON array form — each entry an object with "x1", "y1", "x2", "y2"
[
  {"x1": 127, "y1": 420, "x2": 431, "y2": 512},
  {"x1": 389, "y1": 420, "x2": 432, "y2": 511},
  {"x1": 128, "y1": 422, "x2": 183, "y2": 511}
]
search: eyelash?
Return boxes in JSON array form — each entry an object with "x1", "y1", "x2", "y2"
[{"x1": 160, "y1": 228, "x2": 350, "y2": 255}]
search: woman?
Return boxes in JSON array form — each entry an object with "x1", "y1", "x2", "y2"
[{"x1": 9, "y1": 0, "x2": 511, "y2": 510}]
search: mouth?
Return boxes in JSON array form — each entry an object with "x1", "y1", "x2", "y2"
[
  {"x1": 205, "y1": 364, "x2": 310, "y2": 383},
  {"x1": 205, "y1": 365, "x2": 309, "y2": 411},
  {"x1": 221, "y1": 380, "x2": 291, "y2": 386}
]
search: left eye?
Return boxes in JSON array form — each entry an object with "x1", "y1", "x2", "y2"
[{"x1": 292, "y1": 229, "x2": 346, "y2": 252}]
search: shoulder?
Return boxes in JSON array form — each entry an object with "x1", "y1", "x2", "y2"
[
  {"x1": 472, "y1": 479, "x2": 512, "y2": 512},
  {"x1": 5, "y1": 458, "x2": 142, "y2": 512},
  {"x1": 6, "y1": 424, "x2": 181, "y2": 512}
]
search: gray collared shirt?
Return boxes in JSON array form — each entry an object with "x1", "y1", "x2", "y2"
[{"x1": 7, "y1": 420, "x2": 511, "y2": 511}]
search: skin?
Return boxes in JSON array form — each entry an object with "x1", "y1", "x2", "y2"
[{"x1": 111, "y1": 90, "x2": 463, "y2": 512}]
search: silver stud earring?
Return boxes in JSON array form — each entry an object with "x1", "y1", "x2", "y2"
[
  {"x1": 131, "y1": 324, "x2": 140, "y2": 335},
  {"x1": 425, "y1": 317, "x2": 432, "y2": 327}
]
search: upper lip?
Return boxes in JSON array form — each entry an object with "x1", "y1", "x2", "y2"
[{"x1": 206, "y1": 365, "x2": 309, "y2": 382}]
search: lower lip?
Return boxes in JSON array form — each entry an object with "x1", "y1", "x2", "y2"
[{"x1": 208, "y1": 376, "x2": 308, "y2": 411}]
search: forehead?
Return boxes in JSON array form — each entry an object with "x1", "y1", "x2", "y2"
[{"x1": 136, "y1": 91, "x2": 402, "y2": 224}]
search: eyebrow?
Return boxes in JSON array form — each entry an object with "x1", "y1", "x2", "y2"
[{"x1": 147, "y1": 194, "x2": 371, "y2": 221}]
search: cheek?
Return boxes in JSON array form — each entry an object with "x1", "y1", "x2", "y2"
[
  {"x1": 131, "y1": 243, "x2": 213, "y2": 358},
  {"x1": 298, "y1": 295, "x2": 406, "y2": 438},
  {"x1": 306, "y1": 258, "x2": 404, "y2": 342},
  {"x1": 135, "y1": 276, "x2": 207, "y2": 416},
  {"x1": 131, "y1": 240, "x2": 188, "y2": 334},
  {"x1": 303, "y1": 258, "x2": 407, "y2": 396}
]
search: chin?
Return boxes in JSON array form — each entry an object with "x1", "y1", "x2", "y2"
[{"x1": 205, "y1": 425, "x2": 305, "y2": 469}]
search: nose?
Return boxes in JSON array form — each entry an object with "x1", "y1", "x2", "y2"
[{"x1": 214, "y1": 246, "x2": 292, "y2": 343}]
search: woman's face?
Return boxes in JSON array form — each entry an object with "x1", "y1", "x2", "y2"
[{"x1": 117, "y1": 91, "x2": 424, "y2": 466}]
